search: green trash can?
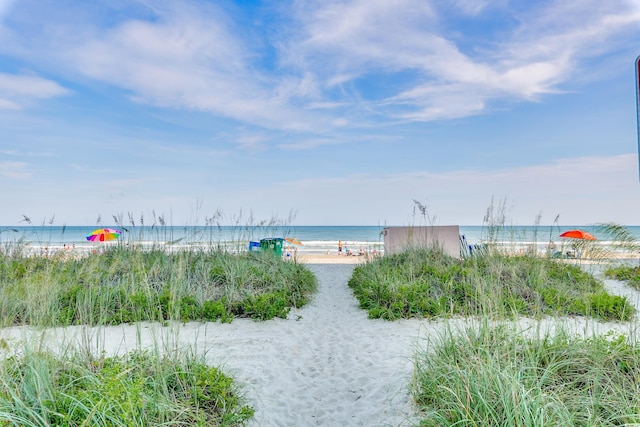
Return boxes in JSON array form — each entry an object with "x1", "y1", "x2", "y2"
[{"x1": 260, "y1": 238, "x2": 284, "y2": 256}]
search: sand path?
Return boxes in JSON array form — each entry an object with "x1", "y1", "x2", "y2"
[{"x1": 195, "y1": 263, "x2": 425, "y2": 426}]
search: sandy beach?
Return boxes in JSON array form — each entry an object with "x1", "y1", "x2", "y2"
[
  {"x1": 2, "y1": 261, "x2": 640, "y2": 426},
  {"x1": 295, "y1": 253, "x2": 371, "y2": 264}
]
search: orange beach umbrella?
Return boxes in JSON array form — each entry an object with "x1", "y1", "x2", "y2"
[{"x1": 559, "y1": 229, "x2": 596, "y2": 240}]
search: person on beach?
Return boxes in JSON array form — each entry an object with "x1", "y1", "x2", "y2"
[{"x1": 338, "y1": 240, "x2": 343, "y2": 255}]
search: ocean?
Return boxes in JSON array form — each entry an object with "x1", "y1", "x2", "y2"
[{"x1": 2, "y1": 224, "x2": 640, "y2": 257}]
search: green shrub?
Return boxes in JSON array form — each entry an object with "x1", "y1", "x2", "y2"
[
  {"x1": 0, "y1": 248, "x2": 317, "y2": 327},
  {"x1": 178, "y1": 295, "x2": 201, "y2": 322},
  {"x1": 414, "y1": 324, "x2": 640, "y2": 426},
  {"x1": 0, "y1": 349, "x2": 254, "y2": 426},
  {"x1": 604, "y1": 265, "x2": 640, "y2": 290},
  {"x1": 349, "y1": 248, "x2": 634, "y2": 321},
  {"x1": 202, "y1": 300, "x2": 232, "y2": 323},
  {"x1": 589, "y1": 292, "x2": 633, "y2": 321},
  {"x1": 242, "y1": 291, "x2": 290, "y2": 320}
]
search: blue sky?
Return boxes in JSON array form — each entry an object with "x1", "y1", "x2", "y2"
[{"x1": 1, "y1": 0, "x2": 640, "y2": 226}]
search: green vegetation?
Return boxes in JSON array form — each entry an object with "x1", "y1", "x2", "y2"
[
  {"x1": 596, "y1": 222, "x2": 640, "y2": 258},
  {"x1": 0, "y1": 247, "x2": 317, "y2": 327},
  {"x1": 597, "y1": 222, "x2": 640, "y2": 290},
  {"x1": 604, "y1": 265, "x2": 640, "y2": 290},
  {"x1": 0, "y1": 347, "x2": 253, "y2": 426},
  {"x1": 348, "y1": 248, "x2": 634, "y2": 321},
  {"x1": 414, "y1": 323, "x2": 640, "y2": 426}
]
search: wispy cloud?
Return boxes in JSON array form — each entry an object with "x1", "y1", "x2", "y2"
[
  {"x1": 234, "y1": 133, "x2": 271, "y2": 152},
  {"x1": 285, "y1": 0, "x2": 640, "y2": 121},
  {"x1": 58, "y1": 2, "x2": 330, "y2": 132},
  {"x1": 0, "y1": 72, "x2": 69, "y2": 109},
  {"x1": 2, "y1": 0, "x2": 638, "y2": 127},
  {"x1": 277, "y1": 137, "x2": 342, "y2": 151},
  {"x1": 0, "y1": 161, "x2": 31, "y2": 179},
  {"x1": 449, "y1": 0, "x2": 501, "y2": 16}
]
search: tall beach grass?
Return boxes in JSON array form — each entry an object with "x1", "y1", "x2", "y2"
[
  {"x1": 0, "y1": 338, "x2": 254, "y2": 426},
  {"x1": 0, "y1": 209, "x2": 317, "y2": 327},
  {"x1": 349, "y1": 246, "x2": 633, "y2": 321},
  {"x1": 0, "y1": 247, "x2": 317, "y2": 327},
  {"x1": 413, "y1": 321, "x2": 640, "y2": 426}
]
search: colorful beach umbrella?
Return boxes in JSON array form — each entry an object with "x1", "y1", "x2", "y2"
[
  {"x1": 285, "y1": 237, "x2": 302, "y2": 246},
  {"x1": 559, "y1": 229, "x2": 596, "y2": 240},
  {"x1": 86, "y1": 228, "x2": 122, "y2": 242}
]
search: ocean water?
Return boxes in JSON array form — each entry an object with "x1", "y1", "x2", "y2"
[
  {"x1": 2, "y1": 224, "x2": 640, "y2": 256},
  {"x1": 0, "y1": 225, "x2": 387, "y2": 255}
]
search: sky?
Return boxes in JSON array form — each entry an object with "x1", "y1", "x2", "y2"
[{"x1": 1, "y1": 0, "x2": 640, "y2": 227}]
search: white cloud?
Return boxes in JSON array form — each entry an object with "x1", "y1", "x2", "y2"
[
  {"x1": 277, "y1": 137, "x2": 341, "y2": 151},
  {"x1": 383, "y1": 82, "x2": 490, "y2": 120},
  {"x1": 0, "y1": 0, "x2": 637, "y2": 162},
  {"x1": 0, "y1": 161, "x2": 31, "y2": 179},
  {"x1": 3, "y1": 0, "x2": 638, "y2": 128},
  {"x1": 0, "y1": 73, "x2": 68, "y2": 97},
  {"x1": 0, "y1": 72, "x2": 68, "y2": 109},
  {"x1": 0, "y1": 98, "x2": 19, "y2": 109},
  {"x1": 63, "y1": 4, "x2": 330, "y2": 132},
  {"x1": 306, "y1": 101, "x2": 349, "y2": 110},
  {"x1": 235, "y1": 134, "x2": 270, "y2": 152},
  {"x1": 450, "y1": 0, "x2": 501, "y2": 16},
  {"x1": 286, "y1": 0, "x2": 640, "y2": 121}
]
